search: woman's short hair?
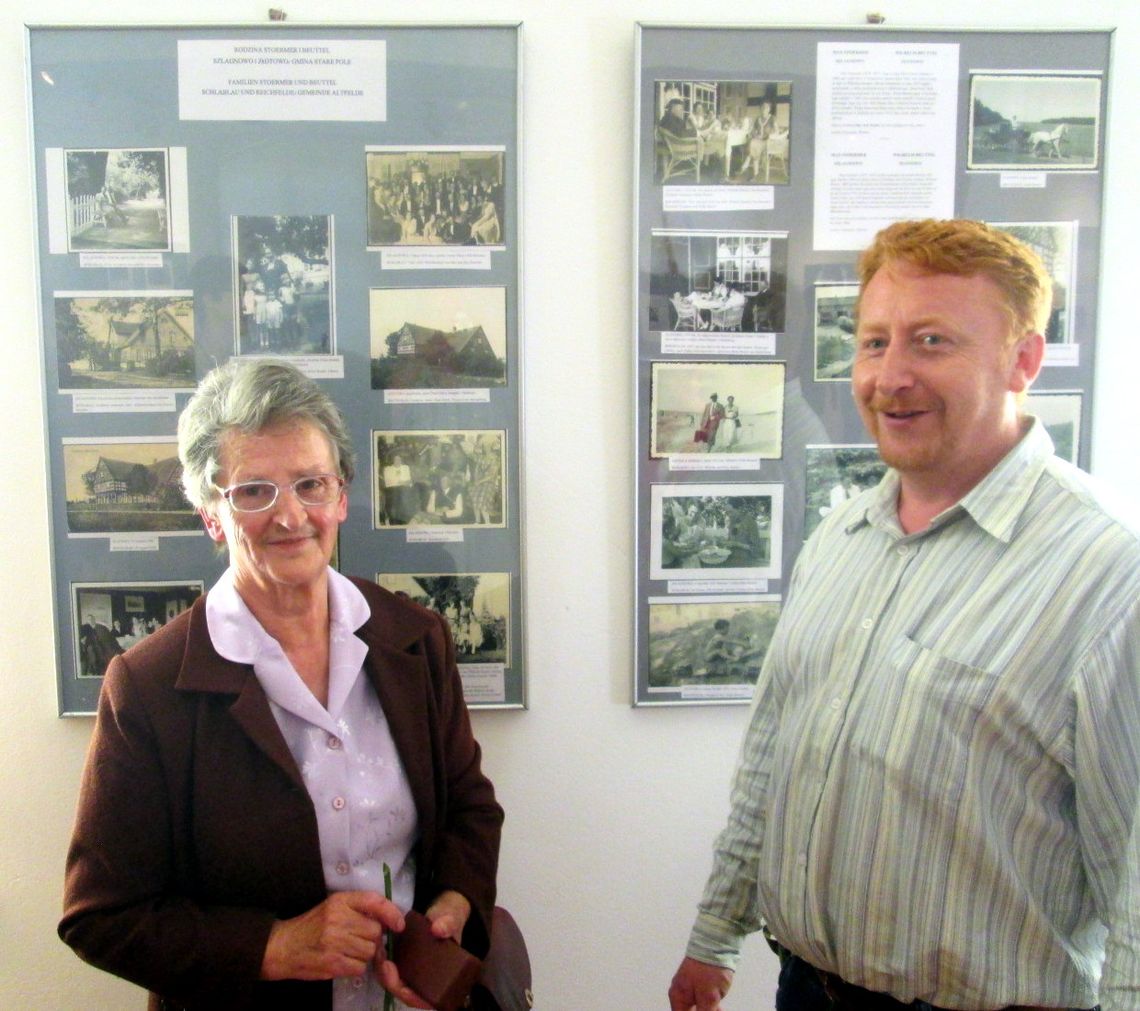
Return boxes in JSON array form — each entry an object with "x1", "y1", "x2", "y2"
[
  {"x1": 856, "y1": 218, "x2": 1053, "y2": 342},
  {"x1": 178, "y1": 358, "x2": 355, "y2": 508}
]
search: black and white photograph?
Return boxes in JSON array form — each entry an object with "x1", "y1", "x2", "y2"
[
  {"x1": 649, "y1": 483, "x2": 784, "y2": 582},
  {"x1": 648, "y1": 597, "x2": 781, "y2": 692},
  {"x1": 369, "y1": 286, "x2": 507, "y2": 390},
  {"x1": 62, "y1": 438, "x2": 199, "y2": 535},
  {"x1": 232, "y1": 214, "x2": 334, "y2": 356},
  {"x1": 366, "y1": 147, "x2": 506, "y2": 247},
  {"x1": 64, "y1": 147, "x2": 171, "y2": 253},
  {"x1": 649, "y1": 361, "x2": 785, "y2": 458},
  {"x1": 1027, "y1": 390, "x2": 1083, "y2": 465},
  {"x1": 990, "y1": 221, "x2": 1077, "y2": 343},
  {"x1": 968, "y1": 73, "x2": 1102, "y2": 171},
  {"x1": 54, "y1": 292, "x2": 196, "y2": 392},
  {"x1": 803, "y1": 444, "x2": 887, "y2": 541},
  {"x1": 373, "y1": 429, "x2": 506, "y2": 529},
  {"x1": 376, "y1": 572, "x2": 510, "y2": 665},
  {"x1": 71, "y1": 581, "x2": 203, "y2": 678},
  {"x1": 653, "y1": 79, "x2": 792, "y2": 185},
  {"x1": 813, "y1": 282, "x2": 860, "y2": 381},
  {"x1": 649, "y1": 230, "x2": 788, "y2": 334}
]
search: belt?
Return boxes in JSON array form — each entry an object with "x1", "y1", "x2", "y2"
[
  {"x1": 766, "y1": 932, "x2": 1085, "y2": 1011},
  {"x1": 812, "y1": 963, "x2": 1056, "y2": 1010}
]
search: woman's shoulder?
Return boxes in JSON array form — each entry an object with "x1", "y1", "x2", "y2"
[{"x1": 349, "y1": 577, "x2": 446, "y2": 643}]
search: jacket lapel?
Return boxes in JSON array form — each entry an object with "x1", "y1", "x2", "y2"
[{"x1": 174, "y1": 596, "x2": 306, "y2": 791}]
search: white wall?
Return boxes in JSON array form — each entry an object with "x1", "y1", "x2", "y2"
[{"x1": 2, "y1": 2, "x2": 1137, "y2": 1008}]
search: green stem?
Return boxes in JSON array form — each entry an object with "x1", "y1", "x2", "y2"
[{"x1": 383, "y1": 863, "x2": 395, "y2": 1011}]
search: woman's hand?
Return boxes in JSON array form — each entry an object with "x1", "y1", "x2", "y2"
[
  {"x1": 424, "y1": 889, "x2": 471, "y2": 944},
  {"x1": 260, "y1": 891, "x2": 404, "y2": 981},
  {"x1": 373, "y1": 890, "x2": 474, "y2": 1009}
]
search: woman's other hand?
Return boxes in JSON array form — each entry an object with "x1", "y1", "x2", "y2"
[{"x1": 260, "y1": 890, "x2": 403, "y2": 981}]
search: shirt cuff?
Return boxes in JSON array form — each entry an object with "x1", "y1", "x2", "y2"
[{"x1": 685, "y1": 912, "x2": 748, "y2": 970}]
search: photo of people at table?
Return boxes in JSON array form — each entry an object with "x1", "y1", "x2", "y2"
[
  {"x1": 650, "y1": 360, "x2": 785, "y2": 459},
  {"x1": 650, "y1": 229, "x2": 788, "y2": 334},
  {"x1": 653, "y1": 79, "x2": 791, "y2": 185}
]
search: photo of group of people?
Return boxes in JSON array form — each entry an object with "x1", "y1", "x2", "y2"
[
  {"x1": 649, "y1": 484, "x2": 783, "y2": 583},
  {"x1": 654, "y1": 79, "x2": 792, "y2": 185},
  {"x1": 71, "y1": 581, "x2": 202, "y2": 679},
  {"x1": 366, "y1": 148, "x2": 505, "y2": 247},
  {"x1": 232, "y1": 215, "x2": 333, "y2": 356},
  {"x1": 373, "y1": 430, "x2": 506, "y2": 529},
  {"x1": 376, "y1": 572, "x2": 510, "y2": 667}
]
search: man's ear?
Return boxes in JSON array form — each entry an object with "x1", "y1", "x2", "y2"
[
  {"x1": 1009, "y1": 330, "x2": 1045, "y2": 395},
  {"x1": 199, "y1": 506, "x2": 226, "y2": 543}
]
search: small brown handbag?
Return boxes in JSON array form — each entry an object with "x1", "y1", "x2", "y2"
[{"x1": 395, "y1": 906, "x2": 533, "y2": 1011}]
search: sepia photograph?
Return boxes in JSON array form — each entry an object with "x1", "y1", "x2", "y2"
[
  {"x1": 653, "y1": 79, "x2": 792, "y2": 185},
  {"x1": 366, "y1": 147, "x2": 505, "y2": 247},
  {"x1": 232, "y1": 214, "x2": 334, "y2": 356},
  {"x1": 71, "y1": 581, "x2": 203, "y2": 678},
  {"x1": 990, "y1": 221, "x2": 1077, "y2": 343},
  {"x1": 649, "y1": 483, "x2": 783, "y2": 582},
  {"x1": 64, "y1": 147, "x2": 171, "y2": 252},
  {"x1": 370, "y1": 286, "x2": 507, "y2": 390},
  {"x1": 649, "y1": 230, "x2": 788, "y2": 334},
  {"x1": 803, "y1": 444, "x2": 887, "y2": 541},
  {"x1": 376, "y1": 572, "x2": 510, "y2": 666},
  {"x1": 648, "y1": 597, "x2": 781, "y2": 691},
  {"x1": 54, "y1": 291, "x2": 196, "y2": 391},
  {"x1": 1027, "y1": 390, "x2": 1083, "y2": 465},
  {"x1": 968, "y1": 73, "x2": 1102, "y2": 171},
  {"x1": 813, "y1": 282, "x2": 860, "y2": 381},
  {"x1": 373, "y1": 429, "x2": 506, "y2": 529},
  {"x1": 650, "y1": 361, "x2": 785, "y2": 458},
  {"x1": 62, "y1": 437, "x2": 199, "y2": 534}
]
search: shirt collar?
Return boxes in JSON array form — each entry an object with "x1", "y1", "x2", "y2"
[
  {"x1": 205, "y1": 567, "x2": 373, "y2": 723},
  {"x1": 847, "y1": 418, "x2": 1053, "y2": 544}
]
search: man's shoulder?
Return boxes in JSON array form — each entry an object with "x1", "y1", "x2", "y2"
[{"x1": 1033, "y1": 456, "x2": 1140, "y2": 554}]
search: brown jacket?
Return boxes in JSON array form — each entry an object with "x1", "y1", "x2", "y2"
[{"x1": 60, "y1": 578, "x2": 503, "y2": 1010}]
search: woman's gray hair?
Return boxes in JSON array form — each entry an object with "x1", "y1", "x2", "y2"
[{"x1": 178, "y1": 358, "x2": 355, "y2": 508}]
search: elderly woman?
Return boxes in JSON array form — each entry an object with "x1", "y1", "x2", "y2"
[{"x1": 60, "y1": 359, "x2": 503, "y2": 1011}]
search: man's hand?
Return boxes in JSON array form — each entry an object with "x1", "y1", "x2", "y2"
[
  {"x1": 260, "y1": 890, "x2": 404, "y2": 981},
  {"x1": 668, "y1": 955, "x2": 734, "y2": 1011}
]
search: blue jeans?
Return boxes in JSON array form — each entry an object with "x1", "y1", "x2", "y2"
[{"x1": 774, "y1": 952, "x2": 1095, "y2": 1011}]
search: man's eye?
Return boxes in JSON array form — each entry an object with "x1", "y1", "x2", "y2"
[{"x1": 920, "y1": 333, "x2": 944, "y2": 346}]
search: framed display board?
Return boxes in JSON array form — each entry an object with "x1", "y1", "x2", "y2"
[
  {"x1": 633, "y1": 24, "x2": 1111, "y2": 705},
  {"x1": 27, "y1": 22, "x2": 526, "y2": 714}
]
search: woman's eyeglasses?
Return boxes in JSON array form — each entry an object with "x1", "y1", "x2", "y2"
[{"x1": 214, "y1": 474, "x2": 344, "y2": 513}]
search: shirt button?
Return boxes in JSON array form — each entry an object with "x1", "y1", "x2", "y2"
[
  {"x1": 328, "y1": 735, "x2": 342, "y2": 750},
  {"x1": 332, "y1": 796, "x2": 346, "y2": 811},
  {"x1": 336, "y1": 861, "x2": 350, "y2": 876},
  {"x1": 860, "y1": 617, "x2": 873, "y2": 630},
  {"x1": 830, "y1": 697, "x2": 842, "y2": 710},
  {"x1": 897, "y1": 545, "x2": 910, "y2": 557}
]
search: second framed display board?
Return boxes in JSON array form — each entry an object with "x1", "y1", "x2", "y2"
[
  {"x1": 633, "y1": 23, "x2": 1111, "y2": 705},
  {"x1": 28, "y1": 22, "x2": 526, "y2": 714}
]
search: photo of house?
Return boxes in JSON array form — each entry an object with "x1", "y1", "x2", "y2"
[
  {"x1": 54, "y1": 292, "x2": 195, "y2": 391},
  {"x1": 370, "y1": 286, "x2": 507, "y2": 389}
]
